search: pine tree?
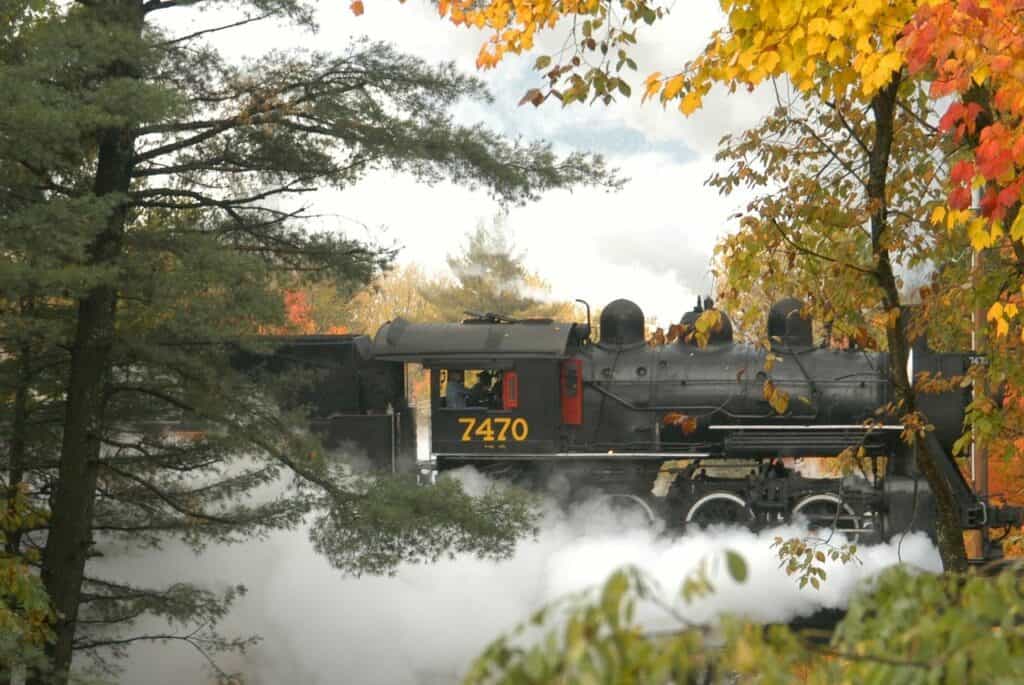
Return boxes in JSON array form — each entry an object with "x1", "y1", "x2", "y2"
[
  {"x1": 423, "y1": 216, "x2": 574, "y2": 321},
  {"x1": 0, "y1": 1, "x2": 616, "y2": 679}
]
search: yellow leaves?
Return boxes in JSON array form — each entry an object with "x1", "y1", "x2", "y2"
[
  {"x1": 1011, "y1": 210, "x2": 1024, "y2": 242},
  {"x1": 857, "y1": 0, "x2": 884, "y2": 16},
  {"x1": 878, "y1": 51, "x2": 904, "y2": 75},
  {"x1": 674, "y1": 0, "x2": 919, "y2": 106},
  {"x1": 826, "y1": 40, "x2": 847, "y2": 64},
  {"x1": 988, "y1": 301, "x2": 1018, "y2": 338},
  {"x1": 930, "y1": 205, "x2": 947, "y2": 225},
  {"x1": 763, "y1": 379, "x2": 790, "y2": 414},
  {"x1": 857, "y1": 50, "x2": 904, "y2": 95},
  {"x1": 423, "y1": 0, "x2": 920, "y2": 122},
  {"x1": 643, "y1": 72, "x2": 663, "y2": 101},
  {"x1": 758, "y1": 50, "x2": 780, "y2": 73},
  {"x1": 968, "y1": 217, "x2": 993, "y2": 250},
  {"x1": 971, "y1": 64, "x2": 990, "y2": 86},
  {"x1": 679, "y1": 90, "x2": 703, "y2": 115},
  {"x1": 662, "y1": 74, "x2": 685, "y2": 101},
  {"x1": 738, "y1": 48, "x2": 758, "y2": 70},
  {"x1": 807, "y1": 35, "x2": 829, "y2": 57},
  {"x1": 807, "y1": 17, "x2": 829, "y2": 35},
  {"x1": 693, "y1": 308, "x2": 723, "y2": 344}
]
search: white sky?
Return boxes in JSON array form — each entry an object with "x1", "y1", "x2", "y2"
[{"x1": 159, "y1": 1, "x2": 776, "y2": 326}]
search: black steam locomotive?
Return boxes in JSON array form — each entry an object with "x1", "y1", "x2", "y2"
[{"x1": 368, "y1": 297, "x2": 1021, "y2": 559}]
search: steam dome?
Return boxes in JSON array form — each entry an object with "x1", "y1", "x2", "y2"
[
  {"x1": 600, "y1": 299, "x2": 645, "y2": 346},
  {"x1": 767, "y1": 297, "x2": 813, "y2": 348}
]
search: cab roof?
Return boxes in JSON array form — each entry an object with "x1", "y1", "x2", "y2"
[{"x1": 371, "y1": 317, "x2": 575, "y2": 363}]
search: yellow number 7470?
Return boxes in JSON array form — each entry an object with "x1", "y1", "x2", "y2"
[{"x1": 457, "y1": 417, "x2": 529, "y2": 442}]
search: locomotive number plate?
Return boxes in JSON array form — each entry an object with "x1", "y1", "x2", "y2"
[{"x1": 457, "y1": 417, "x2": 529, "y2": 442}]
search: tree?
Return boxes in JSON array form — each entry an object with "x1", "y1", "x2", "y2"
[
  {"x1": 1, "y1": 0, "x2": 619, "y2": 679},
  {"x1": 422, "y1": 215, "x2": 576, "y2": 321},
  {"x1": 331, "y1": 263, "x2": 444, "y2": 333},
  {"x1": 388, "y1": 0, "x2": 1024, "y2": 572}
]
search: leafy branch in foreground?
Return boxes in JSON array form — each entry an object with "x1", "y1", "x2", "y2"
[
  {"x1": 772, "y1": 535, "x2": 860, "y2": 591},
  {"x1": 467, "y1": 551, "x2": 1024, "y2": 684}
]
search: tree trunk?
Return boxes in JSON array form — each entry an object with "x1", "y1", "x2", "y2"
[
  {"x1": 6, "y1": 330, "x2": 31, "y2": 557},
  {"x1": 35, "y1": 3, "x2": 144, "y2": 680},
  {"x1": 868, "y1": 77, "x2": 968, "y2": 572}
]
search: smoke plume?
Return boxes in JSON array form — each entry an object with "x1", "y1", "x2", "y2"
[{"x1": 96, "y1": 469, "x2": 941, "y2": 684}]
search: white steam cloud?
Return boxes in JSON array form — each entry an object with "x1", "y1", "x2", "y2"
[{"x1": 94, "y1": 470, "x2": 942, "y2": 684}]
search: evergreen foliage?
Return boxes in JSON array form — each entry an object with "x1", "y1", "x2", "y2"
[
  {"x1": 422, "y1": 216, "x2": 575, "y2": 321},
  {"x1": 0, "y1": 0, "x2": 616, "y2": 679}
]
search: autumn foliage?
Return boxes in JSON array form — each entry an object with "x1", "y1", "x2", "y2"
[
  {"x1": 901, "y1": 0, "x2": 1024, "y2": 343},
  {"x1": 261, "y1": 290, "x2": 350, "y2": 335}
]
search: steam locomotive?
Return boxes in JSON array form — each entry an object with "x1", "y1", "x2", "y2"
[{"x1": 365, "y1": 297, "x2": 1021, "y2": 560}]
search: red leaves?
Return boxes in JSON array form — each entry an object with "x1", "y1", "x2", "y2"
[
  {"x1": 979, "y1": 186, "x2": 998, "y2": 216},
  {"x1": 939, "y1": 102, "x2": 983, "y2": 140},
  {"x1": 997, "y1": 180, "x2": 1022, "y2": 210},
  {"x1": 907, "y1": 0, "x2": 1024, "y2": 223},
  {"x1": 950, "y1": 159, "x2": 975, "y2": 184},
  {"x1": 976, "y1": 125, "x2": 1015, "y2": 179},
  {"x1": 949, "y1": 185, "x2": 973, "y2": 210}
]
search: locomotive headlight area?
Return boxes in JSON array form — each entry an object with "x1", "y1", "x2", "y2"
[{"x1": 250, "y1": 295, "x2": 1023, "y2": 566}]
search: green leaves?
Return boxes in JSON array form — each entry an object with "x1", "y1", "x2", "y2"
[
  {"x1": 725, "y1": 549, "x2": 748, "y2": 583},
  {"x1": 772, "y1": 535, "x2": 860, "y2": 591}
]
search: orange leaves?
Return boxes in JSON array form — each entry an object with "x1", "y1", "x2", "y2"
[
  {"x1": 269, "y1": 290, "x2": 316, "y2": 334},
  {"x1": 349, "y1": 0, "x2": 364, "y2": 15},
  {"x1": 662, "y1": 412, "x2": 698, "y2": 435},
  {"x1": 903, "y1": 0, "x2": 1024, "y2": 233}
]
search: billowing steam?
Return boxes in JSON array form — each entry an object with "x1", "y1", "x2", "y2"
[{"x1": 97, "y1": 469, "x2": 941, "y2": 684}]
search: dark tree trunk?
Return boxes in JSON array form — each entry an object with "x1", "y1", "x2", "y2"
[
  {"x1": 868, "y1": 77, "x2": 968, "y2": 572},
  {"x1": 6, "y1": 331, "x2": 32, "y2": 557},
  {"x1": 35, "y1": 3, "x2": 144, "y2": 680}
]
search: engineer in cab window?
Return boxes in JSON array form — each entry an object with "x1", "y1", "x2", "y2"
[{"x1": 446, "y1": 369, "x2": 469, "y2": 409}]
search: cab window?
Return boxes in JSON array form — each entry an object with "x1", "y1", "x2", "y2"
[{"x1": 439, "y1": 368, "x2": 504, "y2": 410}]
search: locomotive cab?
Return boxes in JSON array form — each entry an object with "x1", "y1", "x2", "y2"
[
  {"x1": 429, "y1": 359, "x2": 559, "y2": 461},
  {"x1": 370, "y1": 316, "x2": 587, "y2": 477}
]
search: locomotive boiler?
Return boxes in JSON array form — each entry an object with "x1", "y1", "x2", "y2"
[{"x1": 370, "y1": 296, "x2": 1022, "y2": 559}]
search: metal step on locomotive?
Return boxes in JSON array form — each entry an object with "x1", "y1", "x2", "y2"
[{"x1": 368, "y1": 297, "x2": 1022, "y2": 561}]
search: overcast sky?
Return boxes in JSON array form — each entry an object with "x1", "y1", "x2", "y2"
[{"x1": 160, "y1": 1, "x2": 776, "y2": 326}]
